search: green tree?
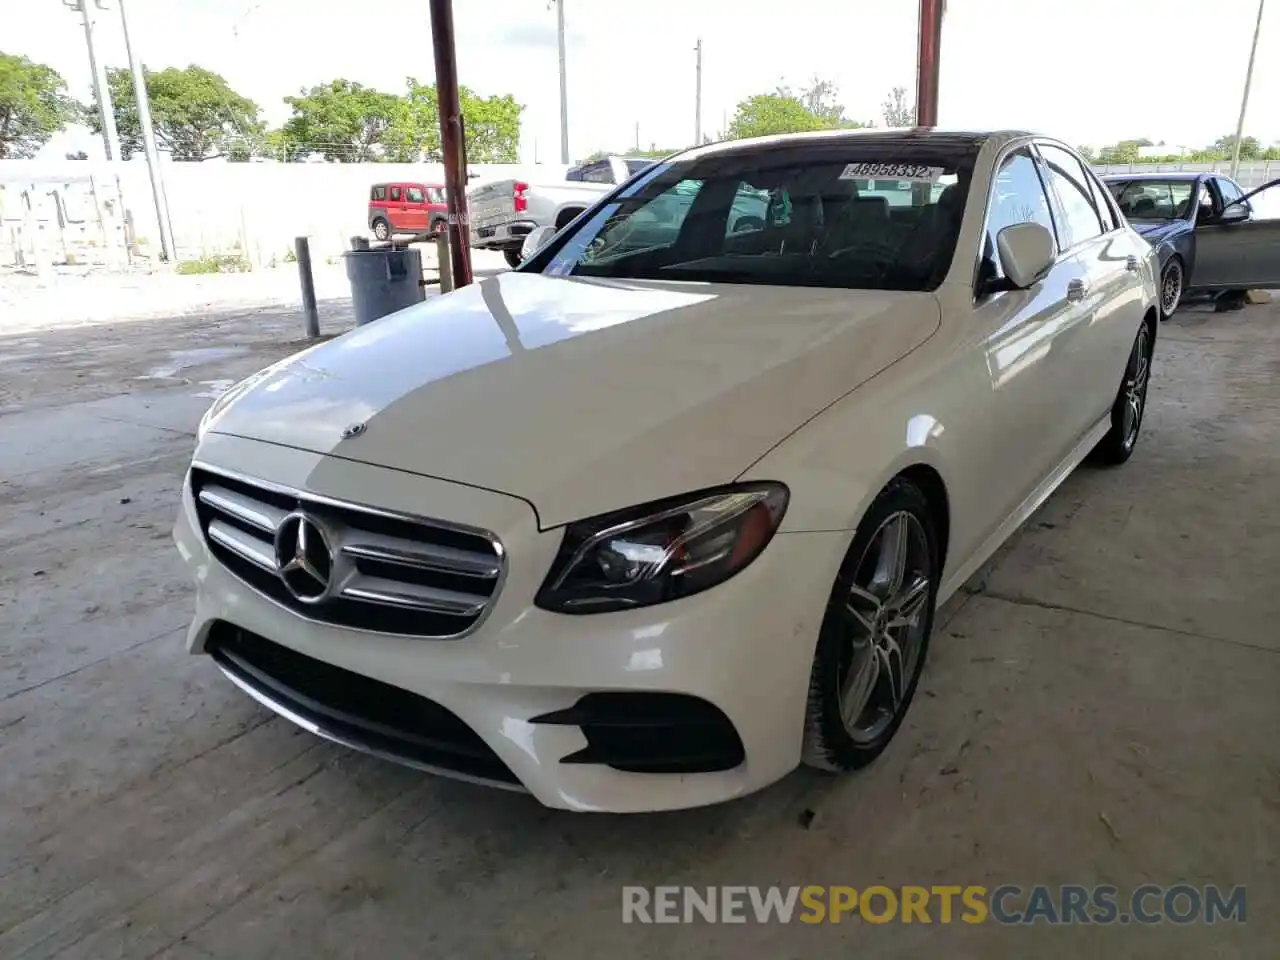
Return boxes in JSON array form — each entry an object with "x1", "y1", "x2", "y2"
[
  {"x1": 94, "y1": 65, "x2": 259, "y2": 160},
  {"x1": 385, "y1": 80, "x2": 521, "y2": 163},
  {"x1": 881, "y1": 85, "x2": 916, "y2": 127},
  {"x1": 1077, "y1": 144, "x2": 1097, "y2": 161},
  {"x1": 727, "y1": 78, "x2": 868, "y2": 141},
  {"x1": 727, "y1": 93, "x2": 820, "y2": 139},
  {"x1": 1214, "y1": 133, "x2": 1261, "y2": 160},
  {"x1": 0, "y1": 53, "x2": 81, "y2": 159},
  {"x1": 459, "y1": 86, "x2": 522, "y2": 162},
  {"x1": 281, "y1": 79, "x2": 405, "y2": 162}
]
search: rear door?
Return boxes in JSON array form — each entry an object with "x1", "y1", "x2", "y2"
[
  {"x1": 1192, "y1": 177, "x2": 1280, "y2": 289},
  {"x1": 1038, "y1": 142, "x2": 1146, "y2": 422},
  {"x1": 403, "y1": 184, "x2": 430, "y2": 233},
  {"x1": 1031, "y1": 142, "x2": 1136, "y2": 453}
]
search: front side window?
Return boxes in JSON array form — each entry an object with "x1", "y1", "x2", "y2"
[
  {"x1": 428, "y1": 187, "x2": 445, "y2": 204},
  {"x1": 407, "y1": 186, "x2": 425, "y2": 203},
  {"x1": 530, "y1": 152, "x2": 972, "y2": 292},
  {"x1": 1038, "y1": 144, "x2": 1104, "y2": 247},
  {"x1": 980, "y1": 149, "x2": 1057, "y2": 284},
  {"x1": 1217, "y1": 178, "x2": 1244, "y2": 204},
  {"x1": 1112, "y1": 180, "x2": 1195, "y2": 221}
]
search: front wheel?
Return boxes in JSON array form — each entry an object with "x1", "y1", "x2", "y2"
[
  {"x1": 1091, "y1": 319, "x2": 1154, "y2": 465},
  {"x1": 503, "y1": 247, "x2": 523, "y2": 269},
  {"x1": 802, "y1": 478, "x2": 939, "y2": 772},
  {"x1": 1159, "y1": 256, "x2": 1183, "y2": 318}
]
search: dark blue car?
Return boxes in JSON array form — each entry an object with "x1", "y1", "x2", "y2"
[{"x1": 1102, "y1": 172, "x2": 1280, "y2": 316}]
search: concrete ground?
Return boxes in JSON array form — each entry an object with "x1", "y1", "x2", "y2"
[{"x1": 1, "y1": 278, "x2": 1277, "y2": 959}]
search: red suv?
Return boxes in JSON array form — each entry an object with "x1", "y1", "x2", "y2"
[{"x1": 368, "y1": 182, "x2": 448, "y2": 241}]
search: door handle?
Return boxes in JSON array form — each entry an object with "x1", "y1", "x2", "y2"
[
  {"x1": 1125, "y1": 255, "x2": 1140, "y2": 272},
  {"x1": 1066, "y1": 278, "x2": 1088, "y2": 302}
]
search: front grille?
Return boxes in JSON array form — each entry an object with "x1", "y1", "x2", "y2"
[
  {"x1": 531, "y1": 692, "x2": 746, "y2": 774},
  {"x1": 206, "y1": 622, "x2": 520, "y2": 786},
  {"x1": 190, "y1": 465, "x2": 504, "y2": 638}
]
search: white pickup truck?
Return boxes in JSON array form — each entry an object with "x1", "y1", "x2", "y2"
[{"x1": 466, "y1": 156, "x2": 657, "y2": 267}]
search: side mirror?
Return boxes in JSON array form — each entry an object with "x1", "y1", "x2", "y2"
[
  {"x1": 1220, "y1": 201, "x2": 1249, "y2": 224},
  {"x1": 520, "y1": 225, "x2": 557, "y2": 261},
  {"x1": 996, "y1": 222, "x2": 1055, "y2": 289}
]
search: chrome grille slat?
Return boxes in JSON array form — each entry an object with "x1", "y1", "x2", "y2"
[
  {"x1": 339, "y1": 532, "x2": 501, "y2": 579},
  {"x1": 207, "y1": 519, "x2": 278, "y2": 572},
  {"x1": 190, "y1": 465, "x2": 505, "y2": 639},
  {"x1": 341, "y1": 576, "x2": 488, "y2": 616},
  {"x1": 199, "y1": 485, "x2": 288, "y2": 534}
]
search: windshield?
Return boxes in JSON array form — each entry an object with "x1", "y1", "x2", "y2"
[
  {"x1": 1108, "y1": 180, "x2": 1195, "y2": 221},
  {"x1": 528, "y1": 151, "x2": 972, "y2": 291}
]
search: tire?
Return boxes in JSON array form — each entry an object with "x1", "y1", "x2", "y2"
[
  {"x1": 372, "y1": 218, "x2": 391, "y2": 241},
  {"x1": 802, "y1": 478, "x2": 940, "y2": 772},
  {"x1": 1091, "y1": 318, "x2": 1154, "y2": 466},
  {"x1": 503, "y1": 247, "x2": 523, "y2": 269},
  {"x1": 1159, "y1": 256, "x2": 1183, "y2": 319}
]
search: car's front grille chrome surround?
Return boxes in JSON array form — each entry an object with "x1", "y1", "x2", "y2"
[{"x1": 190, "y1": 463, "x2": 506, "y2": 638}]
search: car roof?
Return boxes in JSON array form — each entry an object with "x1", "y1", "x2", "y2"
[
  {"x1": 674, "y1": 127, "x2": 1039, "y2": 163},
  {"x1": 1100, "y1": 171, "x2": 1206, "y2": 182}
]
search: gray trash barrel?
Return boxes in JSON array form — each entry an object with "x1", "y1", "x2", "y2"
[{"x1": 343, "y1": 246, "x2": 425, "y2": 325}]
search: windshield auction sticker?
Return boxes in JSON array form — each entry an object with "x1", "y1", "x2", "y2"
[{"x1": 839, "y1": 163, "x2": 945, "y2": 181}]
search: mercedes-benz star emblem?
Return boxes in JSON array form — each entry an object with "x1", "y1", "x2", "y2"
[
  {"x1": 341, "y1": 422, "x2": 367, "y2": 439},
  {"x1": 274, "y1": 512, "x2": 334, "y2": 603}
]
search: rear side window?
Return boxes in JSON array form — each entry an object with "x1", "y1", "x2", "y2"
[
  {"x1": 389, "y1": 185, "x2": 402, "y2": 202},
  {"x1": 407, "y1": 186, "x2": 425, "y2": 203},
  {"x1": 1038, "y1": 144, "x2": 1104, "y2": 248},
  {"x1": 371, "y1": 185, "x2": 387, "y2": 201}
]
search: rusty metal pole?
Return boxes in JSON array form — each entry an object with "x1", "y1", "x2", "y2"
[
  {"x1": 915, "y1": 0, "x2": 945, "y2": 127},
  {"x1": 429, "y1": 0, "x2": 473, "y2": 287}
]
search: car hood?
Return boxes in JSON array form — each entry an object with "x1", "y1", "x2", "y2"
[{"x1": 204, "y1": 272, "x2": 939, "y2": 528}]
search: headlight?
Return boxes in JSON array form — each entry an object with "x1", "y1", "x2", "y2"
[{"x1": 535, "y1": 483, "x2": 788, "y2": 614}]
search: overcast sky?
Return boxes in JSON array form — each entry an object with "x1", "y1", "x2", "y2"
[{"x1": 8, "y1": 0, "x2": 1279, "y2": 161}]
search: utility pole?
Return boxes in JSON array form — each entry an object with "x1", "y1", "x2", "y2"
[
  {"x1": 117, "y1": 0, "x2": 175, "y2": 261},
  {"x1": 65, "y1": 0, "x2": 122, "y2": 162},
  {"x1": 429, "y1": 0, "x2": 473, "y2": 287},
  {"x1": 556, "y1": 0, "x2": 569, "y2": 163},
  {"x1": 1230, "y1": 0, "x2": 1267, "y2": 180},
  {"x1": 634, "y1": 120, "x2": 640, "y2": 152},
  {"x1": 915, "y1": 0, "x2": 945, "y2": 127},
  {"x1": 694, "y1": 37, "x2": 703, "y2": 146}
]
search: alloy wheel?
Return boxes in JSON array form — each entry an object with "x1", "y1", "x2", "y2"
[
  {"x1": 837, "y1": 511, "x2": 932, "y2": 744},
  {"x1": 1161, "y1": 260, "x2": 1183, "y2": 316},
  {"x1": 1122, "y1": 324, "x2": 1151, "y2": 451}
]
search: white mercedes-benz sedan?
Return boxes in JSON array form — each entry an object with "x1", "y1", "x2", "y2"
[{"x1": 175, "y1": 129, "x2": 1160, "y2": 812}]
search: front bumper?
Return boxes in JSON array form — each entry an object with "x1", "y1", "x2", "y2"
[{"x1": 175, "y1": 434, "x2": 848, "y2": 812}]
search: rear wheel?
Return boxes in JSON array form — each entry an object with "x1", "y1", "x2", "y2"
[
  {"x1": 372, "y1": 218, "x2": 391, "y2": 241},
  {"x1": 1092, "y1": 319, "x2": 1154, "y2": 465},
  {"x1": 1159, "y1": 256, "x2": 1183, "y2": 318},
  {"x1": 802, "y1": 479, "x2": 939, "y2": 772},
  {"x1": 503, "y1": 247, "x2": 523, "y2": 269}
]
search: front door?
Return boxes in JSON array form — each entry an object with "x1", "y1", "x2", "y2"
[
  {"x1": 386, "y1": 184, "x2": 408, "y2": 232},
  {"x1": 955, "y1": 146, "x2": 1092, "y2": 561},
  {"x1": 403, "y1": 185, "x2": 431, "y2": 233},
  {"x1": 1192, "y1": 178, "x2": 1280, "y2": 290}
]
